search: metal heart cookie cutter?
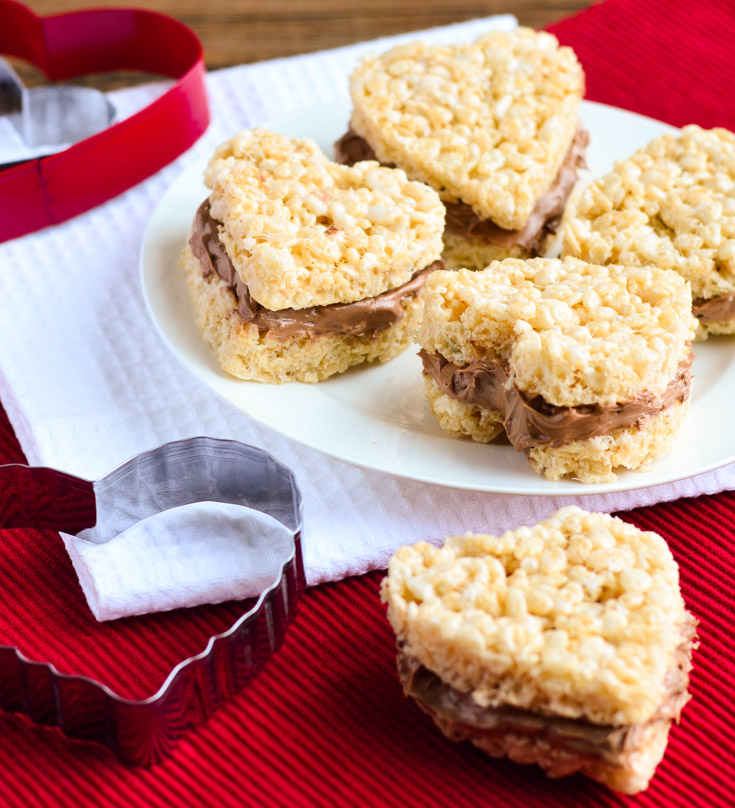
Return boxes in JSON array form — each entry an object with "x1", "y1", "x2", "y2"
[
  {"x1": 0, "y1": 437, "x2": 304, "y2": 765},
  {"x1": 0, "y1": 55, "x2": 116, "y2": 151}
]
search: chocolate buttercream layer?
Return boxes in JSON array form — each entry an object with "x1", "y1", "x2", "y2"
[
  {"x1": 189, "y1": 200, "x2": 442, "y2": 341},
  {"x1": 335, "y1": 127, "x2": 589, "y2": 255},
  {"x1": 398, "y1": 617, "x2": 695, "y2": 767},
  {"x1": 420, "y1": 350, "x2": 693, "y2": 451},
  {"x1": 693, "y1": 294, "x2": 735, "y2": 324}
]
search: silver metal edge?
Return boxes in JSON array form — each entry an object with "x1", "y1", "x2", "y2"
[{"x1": 0, "y1": 439, "x2": 305, "y2": 763}]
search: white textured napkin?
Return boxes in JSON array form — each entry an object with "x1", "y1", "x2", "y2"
[
  {"x1": 63, "y1": 503, "x2": 294, "y2": 621},
  {"x1": 1, "y1": 14, "x2": 734, "y2": 620}
]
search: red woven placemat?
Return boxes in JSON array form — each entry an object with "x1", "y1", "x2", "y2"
[{"x1": 1, "y1": 0, "x2": 733, "y2": 804}]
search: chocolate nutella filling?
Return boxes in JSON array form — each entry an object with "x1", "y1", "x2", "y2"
[
  {"x1": 420, "y1": 350, "x2": 693, "y2": 452},
  {"x1": 189, "y1": 200, "x2": 443, "y2": 341},
  {"x1": 693, "y1": 294, "x2": 735, "y2": 324},
  {"x1": 398, "y1": 617, "x2": 695, "y2": 767},
  {"x1": 334, "y1": 128, "x2": 382, "y2": 166},
  {"x1": 335, "y1": 127, "x2": 589, "y2": 256}
]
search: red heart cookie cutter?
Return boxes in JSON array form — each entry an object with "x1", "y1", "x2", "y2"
[{"x1": 0, "y1": 0, "x2": 210, "y2": 243}]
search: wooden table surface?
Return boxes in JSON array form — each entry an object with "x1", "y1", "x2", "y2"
[{"x1": 12, "y1": 0, "x2": 592, "y2": 89}]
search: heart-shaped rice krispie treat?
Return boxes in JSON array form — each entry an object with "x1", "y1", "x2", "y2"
[
  {"x1": 563, "y1": 125, "x2": 735, "y2": 340},
  {"x1": 338, "y1": 28, "x2": 587, "y2": 268},
  {"x1": 418, "y1": 257, "x2": 697, "y2": 482},
  {"x1": 382, "y1": 506, "x2": 697, "y2": 794},
  {"x1": 180, "y1": 128, "x2": 445, "y2": 383}
]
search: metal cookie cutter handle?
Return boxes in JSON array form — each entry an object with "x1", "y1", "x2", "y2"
[{"x1": 0, "y1": 438, "x2": 304, "y2": 765}]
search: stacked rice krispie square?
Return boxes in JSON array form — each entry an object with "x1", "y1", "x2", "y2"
[
  {"x1": 418, "y1": 257, "x2": 697, "y2": 482},
  {"x1": 563, "y1": 124, "x2": 735, "y2": 341},
  {"x1": 181, "y1": 128, "x2": 445, "y2": 383},
  {"x1": 337, "y1": 28, "x2": 588, "y2": 269},
  {"x1": 382, "y1": 507, "x2": 697, "y2": 794}
]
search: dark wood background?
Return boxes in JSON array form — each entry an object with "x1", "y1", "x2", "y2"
[{"x1": 12, "y1": 1, "x2": 592, "y2": 89}]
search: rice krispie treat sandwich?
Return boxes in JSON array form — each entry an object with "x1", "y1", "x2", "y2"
[
  {"x1": 563, "y1": 125, "x2": 735, "y2": 340},
  {"x1": 181, "y1": 128, "x2": 445, "y2": 383},
  {"x1": 418, "y1": 257, "x2": 697, "y2": 483},
  {"x1": 382, "y1": 506, "x2": 698, "y2": 794},
  {"x1": 336, "y1": 28, "x2": 588, "y2": 270}
]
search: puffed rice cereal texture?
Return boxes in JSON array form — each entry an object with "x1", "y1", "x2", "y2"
[
  {"x1": 429, "y1": 701, "x2": 672, "y2": 794},
  {"x1": 418, "y1": 257, "x2": 696, "y2": 407},
  {"x1": 563, "y1": 125, "x2": 735, "y2": 302},
  {"x1": 441, "y1": 231, "x2": 529, "y2": 270},
  {"x1": 381, "y1": 506, "x2": 694, "y2": 726},
  {"x1": 180, "y1": 244, "x2": 423, "y2": 383},
  {"x1": 205, "y1": 128, "x2": 445, "y2": 311},
  {"x1": 349, "y1": 28, "x2": 584, "y2": 230},
  {"x1": 698, "y1": 318, "x2": 735, "y2": 341},
  {"x1": 423, "y1": 374, "x2": 690, "y2": 484}
]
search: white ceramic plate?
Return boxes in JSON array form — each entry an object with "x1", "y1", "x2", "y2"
[{"x1": 141, "y1": 99, "x2": 735, "y2": 495}]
